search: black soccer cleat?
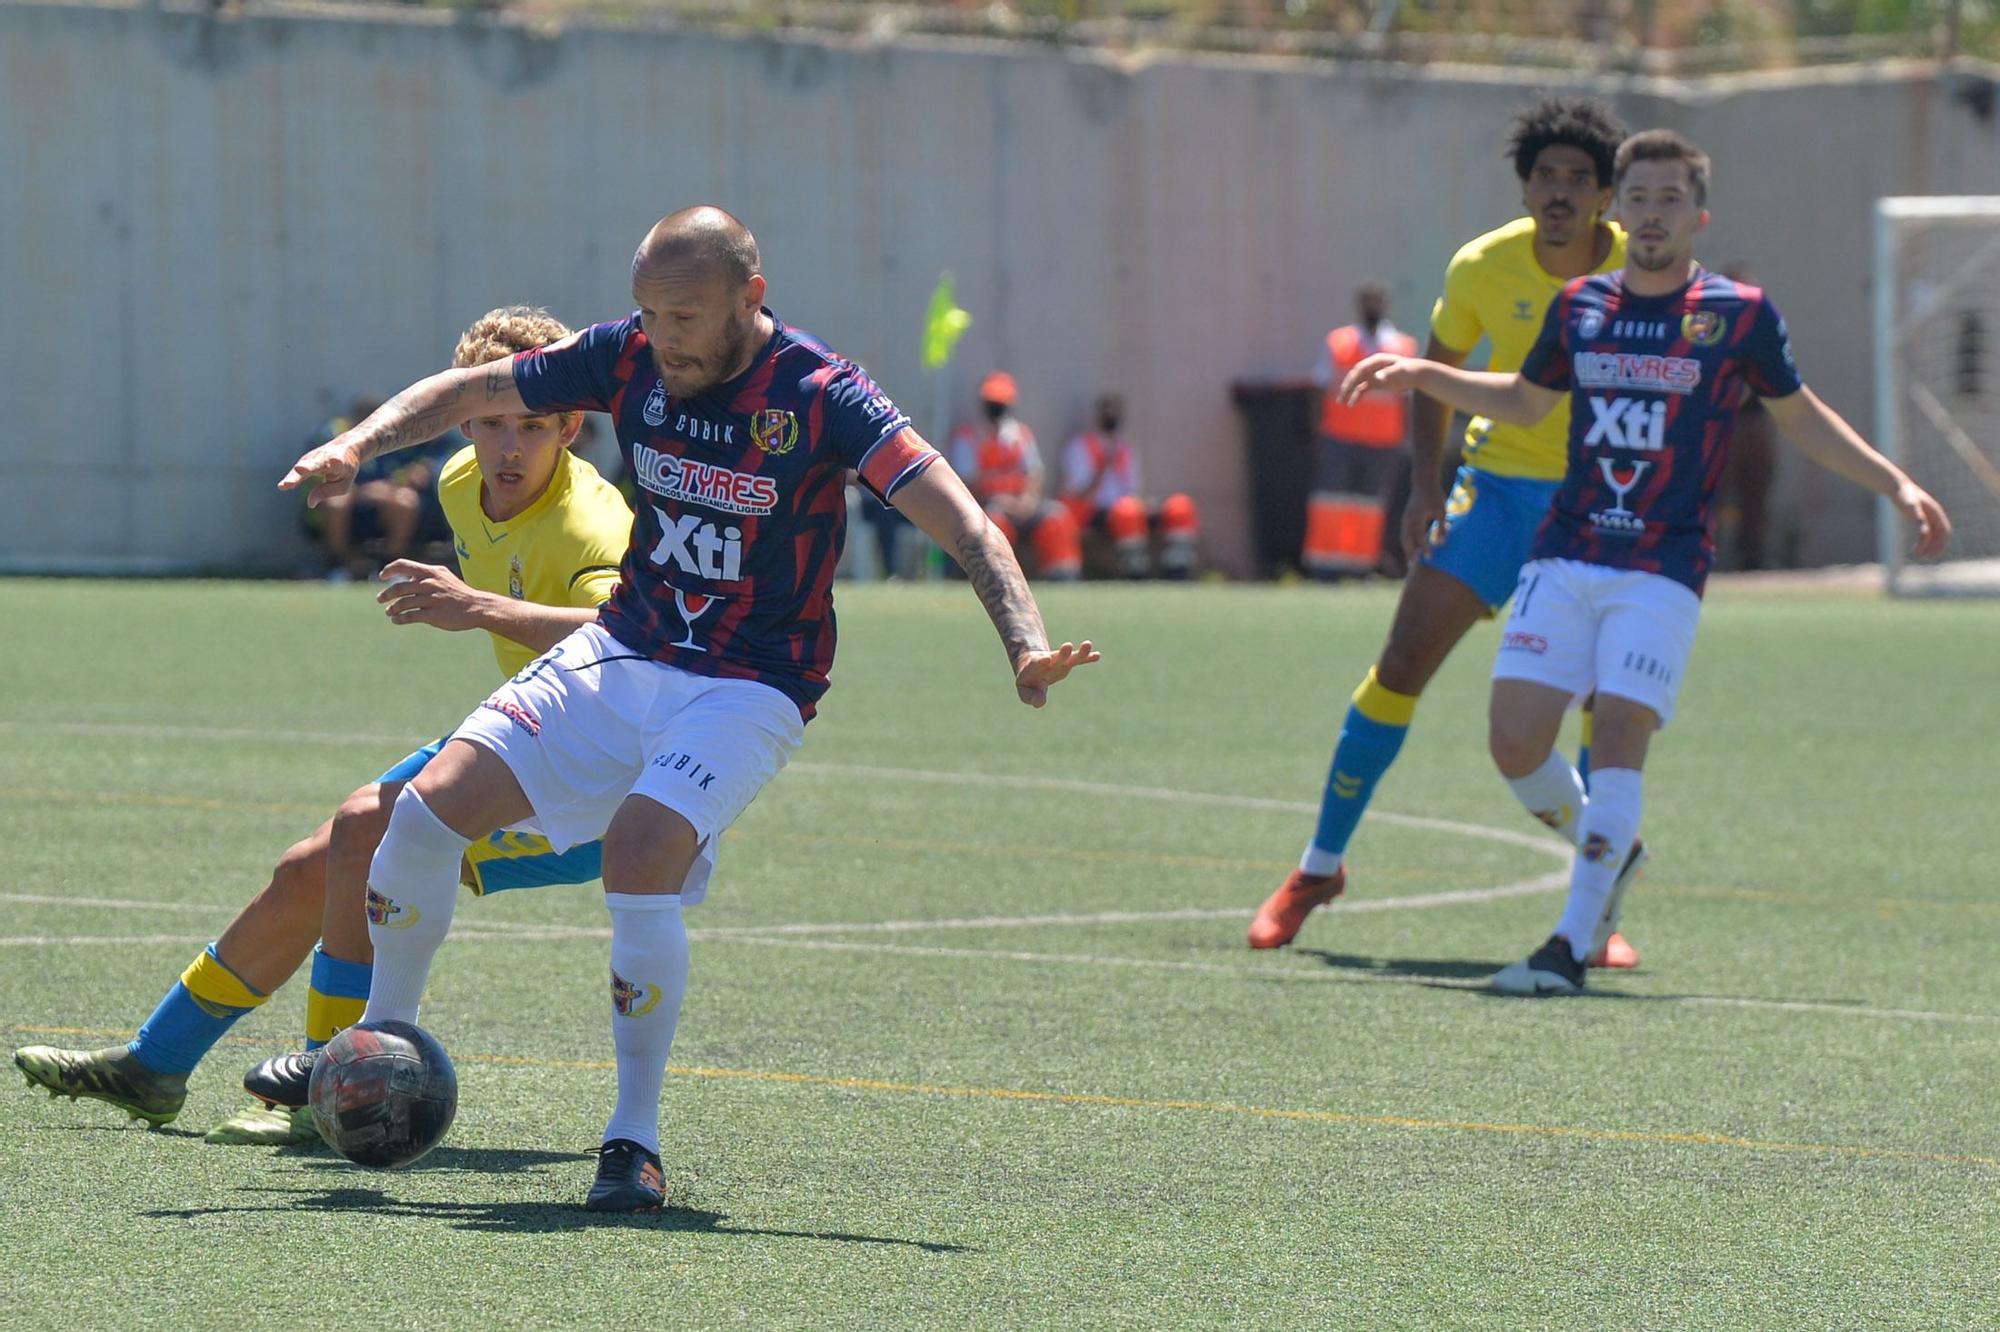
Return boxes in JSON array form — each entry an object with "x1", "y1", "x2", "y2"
[
  {"x1": 1491, "y1": 934, "x2": 1588, "y2": 996},
  {"x1": 586, "y1": 1138, "x2": 666, "y2": 1212},
  {"x1": 243, "y1": 1048, "x2": 320, "y2": 1110}
]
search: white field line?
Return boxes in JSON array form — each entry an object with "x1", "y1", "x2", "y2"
[
  {"x1": 0, "y1": 871, "x2": 1564, "y2": 950},
  {"x1": 714, "y1": 935, "x2": 2000, "y2": 1027},
  {"x1": 0, "y1": 892, "x2": 222, "y2": 915},
  {"x1": 2, "y1": 719, "x2": 1571, "y2": 866},
  {"x1": 8, "y1": 920, "x2": 1998, "y2": 1029},
  {"x1": 11, "y1": 723, "x2": 1998, "y2": 1029}
]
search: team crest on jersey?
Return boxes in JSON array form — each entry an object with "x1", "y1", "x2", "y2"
[
  {"x1": 1681, "y1": 310, "x2": 1727, "y2": 347},
  {"x1": 751, "y1": 409, "x2": 799, "y2": 456},
  {"x1": 508, "y1": 554, "x2": 524, "y2": 600},
  {"x1": 1577, "y1": 307, "x2": 1605, "y2": 340},
  {"x1": 611, "y1": 970, "x2": 661, "y2": 1018},
  {"x1": 644, "y1": 382, "x2": 668, "y2": 427}
]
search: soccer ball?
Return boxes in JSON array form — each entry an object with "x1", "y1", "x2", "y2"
[{"x1": 308, "y1": 1020, "x2": 458, "y2": 1169}]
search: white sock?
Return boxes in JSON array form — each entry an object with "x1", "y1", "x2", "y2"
[
  {"x1": 359, "y1": 786, "x2": 469, "y2": 1026},
  {"x1": 601, "y1": 893, "x2": 690, "y2": 1155},
  {"x1": 1555, "y1": 767, "x2": 1643, "y2": 963},
  {"x1": 1299, "y1": 844, "x2": 1342, "y2": 876},
  {"x1": 1505, "y1": 750, "x2": 1586, "y2": 845}
]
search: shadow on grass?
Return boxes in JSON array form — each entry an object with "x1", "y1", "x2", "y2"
[
  {"x1": 142, "y1": 1185, "x2": 970, "y2": 1251},
  {"x1": 287, "y1": 1144, "x2": 592, "y2": 1173},
  {"x1": 1295, "y1": 950, "x2": 1504, "y2": 982},
  {"x1": 1293, "y1": 950, "x2": 1869, "y2": 1008},
  {"x1": 39, "y1": 1122, "x2": 212, "y2": 1140}
]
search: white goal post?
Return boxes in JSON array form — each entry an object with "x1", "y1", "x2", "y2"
[{"x1": 1873, "y1": 196, "x2": 2000, "y2": 596}]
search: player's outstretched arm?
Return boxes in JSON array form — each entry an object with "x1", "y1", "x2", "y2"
[
  {"x1": 1763, "y1": 386, "x2": 1952, "y2": 560},
  {"x1": 1340, "y1": 353, "x2": 1562, "y2": 429},
  {"x1": 891, "y1": 449, "x2": 1100, "y2": 707},
  {"x1": 279, "y1": 361, "x2": 530, "y2": 507}
]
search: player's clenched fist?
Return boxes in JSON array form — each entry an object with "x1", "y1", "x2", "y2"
[
  {"x1": 1337, "y1": 352, "x2": 1424, "y2": 406},
  {"x1": 279, "y1": 435, "x2": 364, "y2": 506},
  {"x1": 1013, "y1": 640, "x2": 1101, "y2": 708}
]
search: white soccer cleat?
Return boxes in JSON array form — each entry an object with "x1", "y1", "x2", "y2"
[{"x1": 1491, "y1": 935, "x2": 1587, "y2": 996}]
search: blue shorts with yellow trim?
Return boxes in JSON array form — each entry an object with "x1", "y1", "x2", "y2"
[
  {"x1": 373, "y1": 739, "x2": 605, "y2": 896},
  {"x1": 1418, "y1": 465, "x2": 1562, "y2": 613}
]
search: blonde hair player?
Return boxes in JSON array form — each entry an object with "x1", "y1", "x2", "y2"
[{"x1": 15, "y1": 306, "x2": 636, "y2": 1142}]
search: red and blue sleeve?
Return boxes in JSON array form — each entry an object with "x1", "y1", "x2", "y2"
[
  {"x1": 511, "y1": 316, "x2": 636, "y2": 414},
  {"x1": 1741, "y1": 295, "x2": 1803, "y2": 399},
  {"x1": 1519, "y1": 285, "x2": 1576, "y2": 391}
]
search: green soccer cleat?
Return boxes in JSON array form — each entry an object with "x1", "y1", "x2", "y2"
[
  {"x1": 14, "y1": 1044, "x2": 188, "y2": 1127},
  {"x1": 204, "y1": 1102, "x2": 321, "y2": 1147}
]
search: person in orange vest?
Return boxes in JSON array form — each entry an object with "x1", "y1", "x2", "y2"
[
  {"x1": 1059, "y1": 393, "x2": 1200, "y2": 579},
  {"x1": 1304, "y1": 283, "x2": 1418, "y2": 578},
  {"x1": 949, "y1": 372, "x2": 1081, "y2": 581}
]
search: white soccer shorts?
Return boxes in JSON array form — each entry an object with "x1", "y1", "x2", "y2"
[
  {"x1": 450, "y1": 622, "x2": 805, "y2": 904},
  {"x1": 1490, "y1": 557, "x2": 1703, "y2": 725}
]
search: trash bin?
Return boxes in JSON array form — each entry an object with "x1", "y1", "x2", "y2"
[{"x1": 1231, "y1": 380, "x2": 1319, "y2": 579}]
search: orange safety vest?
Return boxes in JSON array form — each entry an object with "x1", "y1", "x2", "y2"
[
  {"x1": 1320, "y1": 324, "x2": 1417, "y2": 447},
  {"x1": 952, "y1": 421, "x2": 1039, "y2": 502}
]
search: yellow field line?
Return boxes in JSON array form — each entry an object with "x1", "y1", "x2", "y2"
[{"x1": 9, "y1": 1022, "x2": 1996, "y2": 1170}]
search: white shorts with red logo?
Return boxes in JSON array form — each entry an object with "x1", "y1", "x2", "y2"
[
  {"x1": 1491, "y1": 558, "x2": 1703, "y2": 725},
  {"x1": 450, "y1": 622, "x2": 805, "y2": 905}
]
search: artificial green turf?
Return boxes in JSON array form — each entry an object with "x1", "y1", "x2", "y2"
[{"x1": 3, "y1": 577, "x2": 1997, "y2": 1329}]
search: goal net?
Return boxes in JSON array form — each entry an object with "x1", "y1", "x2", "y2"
[{"x1": 1873, "y1": 197, "x2": 2000, "y2": 596}]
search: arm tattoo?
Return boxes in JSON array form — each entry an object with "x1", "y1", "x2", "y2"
[
  {"x1": 954, "y1": 525, "x2": 1048, "y2": 670},
  {"x1": 354, "y1": 375, "x2": 470, "y2": 463},
  {"x1": 483, "y1": 361, "x2": 512, "y2": 401}
]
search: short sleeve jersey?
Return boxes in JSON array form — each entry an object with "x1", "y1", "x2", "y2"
[
  {"x1": 437, "y1": 445, "x2": 634, "y2": 678},
  {"x1": 1430, "y1": 217, "x2": 1627, "y2": 481},
  {"x1": 1520, "y1": 268, "x2": 1803, "y2": 594},
  {"x1": 511, "y1": 312, "x2": 935, "y2": 719}
]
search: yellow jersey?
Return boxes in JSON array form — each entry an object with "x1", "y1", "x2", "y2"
[
  {"x1": 437, "y1": 446, "x2": 633, "y2": 677},
  {"x1": 1429, "y1": 216, "x2": 1626, "y2": 480}
]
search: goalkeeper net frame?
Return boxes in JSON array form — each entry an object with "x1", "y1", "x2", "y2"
[{"x1": 1873, "y1": 196, "x2": 2000, "y2": 596}]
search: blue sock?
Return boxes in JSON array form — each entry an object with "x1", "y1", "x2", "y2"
[
  {"x1": 1577, "y1": 710, "x2": 1594, "y2": 791},
  {"x1": 129, "y1": 943, "x2": 266, "y2": 1076},
  {"x1": 305, "y1": 945, "x2": 373, "y2": 1050},
  {"x1": 1302, "y1": 669, "x2": 1417, "y2": 873}
]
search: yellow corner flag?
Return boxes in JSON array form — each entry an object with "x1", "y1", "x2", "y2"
[{"x1": 921, "y1": 272, "x2": 973, "y2": 371}]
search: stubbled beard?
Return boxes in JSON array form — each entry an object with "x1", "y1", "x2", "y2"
[
  {"x1": 1629, "y1": 244, "x2": 1680, "y2": 272},
  {"x1": 663, "y1": 318, "x2": 753, "y2": 397}
]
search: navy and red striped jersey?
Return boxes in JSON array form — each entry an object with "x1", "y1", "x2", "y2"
[
  {"x1": 1520, "y1": 268, "x2": 1802, "y2": 594},
  {"x1": 512, "y1": 311, "x2": 935, "y2": 719}
]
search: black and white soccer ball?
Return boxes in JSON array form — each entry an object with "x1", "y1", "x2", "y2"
[{"x1": 308, "y1": 1020, "x2": 458, "y2": 1169}]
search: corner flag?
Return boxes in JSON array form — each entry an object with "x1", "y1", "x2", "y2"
[{"x1": 921, "y1": 273, "x2": 972, "y2": 371}]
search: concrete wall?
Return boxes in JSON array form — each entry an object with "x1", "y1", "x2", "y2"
[{"x1": 3, "y1": 2, "x2": 1996, "y2": 574}]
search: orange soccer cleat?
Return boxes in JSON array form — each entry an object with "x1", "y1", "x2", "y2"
[
  {"x1": 1589, "y1": 931, "x2": 1640, "y2": 969},
  {"x1": 1248, "y1": 867, "x2": 1347, "y2": 949}
]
